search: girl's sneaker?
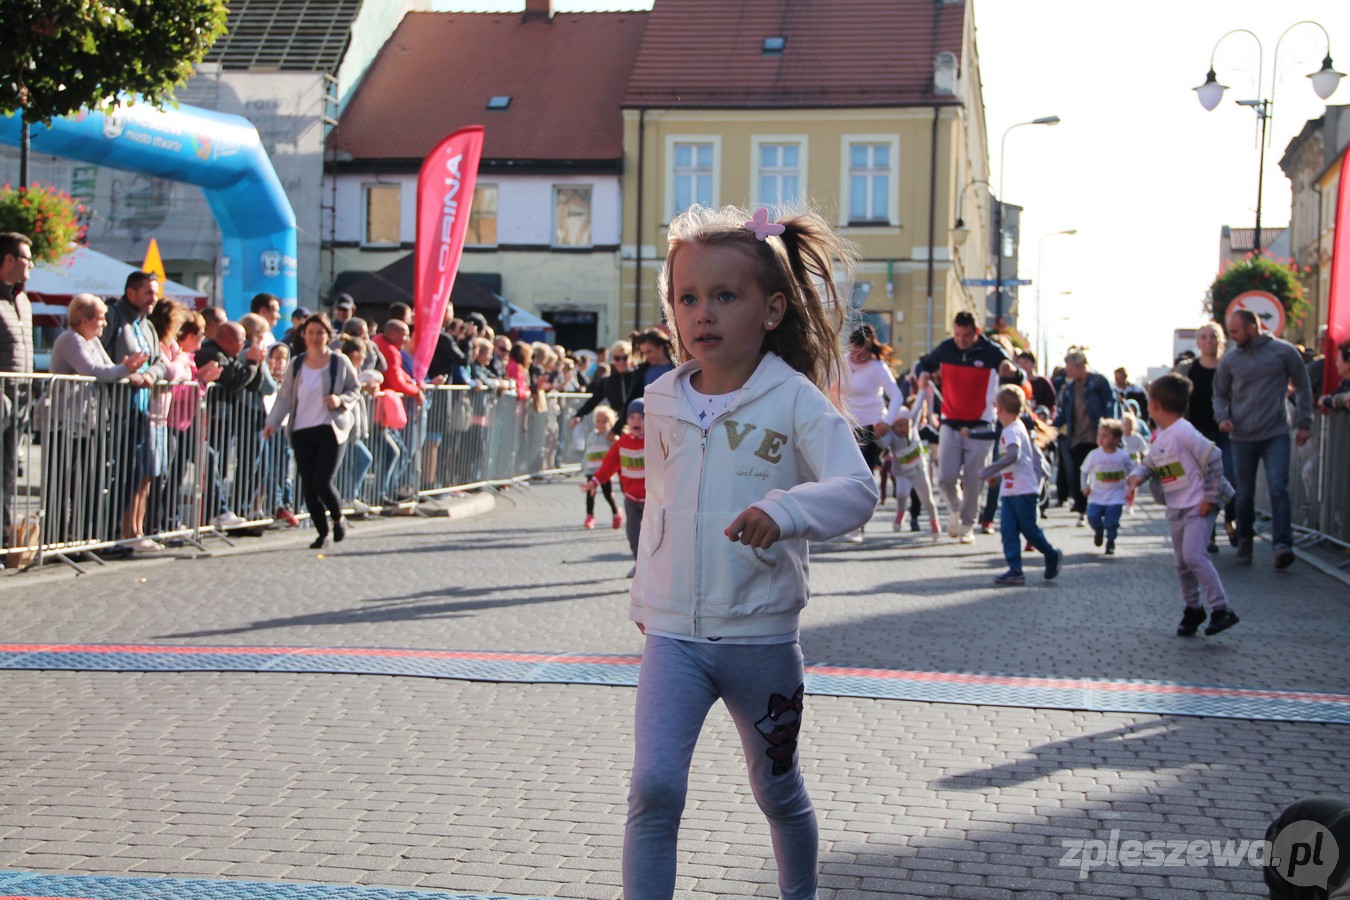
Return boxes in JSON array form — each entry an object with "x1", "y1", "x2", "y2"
[
  {"x1": 583, "y1": 515, "x2": 596, "y2": 530},
  {"x1": 930, "y1": 517, "x2": 941, "y2": 541},
  {"x1": 993, "y1": 570, "x2": 1025, "y2": 586},
  {"x1": 893, "y1": 512, "x2": 904, "y2": 532},
  {"x1": 612, "y1": 513, "x2": 623, "y2": 529}
]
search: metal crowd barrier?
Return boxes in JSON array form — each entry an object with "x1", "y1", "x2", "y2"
[
  {"x1": 1252, "y1": 411, "x2": 1350, "y2": 557},
  {"x1": 0, "y1": 371, "x2": 590, "y2": 573}
]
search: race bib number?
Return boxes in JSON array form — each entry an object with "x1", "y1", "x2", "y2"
[{"x1": 1154, "y1": 459, "x2": 1187, "y2": 493}]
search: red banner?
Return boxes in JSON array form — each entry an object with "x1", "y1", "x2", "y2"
[
  {"x1": 412, "y1": 125, "x2": 484, "y2": 382},
  {"x1": 1326, "y1": 143, "x2": 1350, "y2": 397}
]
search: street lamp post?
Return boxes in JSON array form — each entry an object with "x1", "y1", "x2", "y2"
[
  {"x1": 1194, "y1": 21, "x2": 1343, "y2": 256},
  {"x1": 1036, "y1": 229, "x2": 1077, "y2": 367},
  {"x1": 995, "y1": 116, "x2": 1060, "y2": 329}
]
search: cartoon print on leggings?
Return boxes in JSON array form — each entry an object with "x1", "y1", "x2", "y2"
[{"x1": 755, "y1": 684, "x2": 804, "y2": 776}]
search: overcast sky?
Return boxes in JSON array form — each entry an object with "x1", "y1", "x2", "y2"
[{"x1": 434, "y1": 0, "x2": 1350, "y2": 375}]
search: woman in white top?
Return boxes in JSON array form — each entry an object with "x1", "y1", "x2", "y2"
[
  {"x1": 845, "y1": 324, "x2": 902, "y2": 472},
  {"x1": 840, "y1": 325, "x2": 901, "y2": 541},
  {"x1": 45, "y1": 294, "x2": 148, "y2": 547},
  {"x1": 263, "y1": 314, "x2": 361, "y2": 549}
]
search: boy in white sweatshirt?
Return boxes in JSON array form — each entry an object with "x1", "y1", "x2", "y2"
[
  {"x1": 1126, "y1": 374, "x2": 1238, "y2": 637},
  {"x1": 977, "y1": 386, "x2": 1062, "y2": 585}
]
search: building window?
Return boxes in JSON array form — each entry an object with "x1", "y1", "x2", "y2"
[
  {"x1": 673, "y1": 142, "x2": 714, "y2": 214},
  {"x1": 848, "y1": 142, "x2": 891, "y2": 223},
  {"x1": 467, "y1": 184, "x2": 498, "y2": 247},
  {"x1": 554, "y1": 185, "x2": 593, "y2": 247},
  {"x1": 363, "y1": 183, "x2": 400, "y2": 246},
  {"x1": 757, "y1": 141, "x2": 803, "y2": 208}
]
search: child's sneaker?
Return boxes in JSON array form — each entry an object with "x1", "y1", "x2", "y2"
[
  {"x1": 1204, "y1": 608, "x2": 1240, "y2": 636},
  {"x1": 1176, "y1": 606, "x2": 1207, "y2": 637},
  {"x1": 978, "y1": 521, "x2": 995, "y2": 534},
  {"x1": 1105, "y1": 538, "x2": 1116, "y2": 555},
  {"x1": 993, "y1": 570, "x2": 1025, "y2": 586},
  {"x1": 893, "y1": 512, "x2": 904, "y2": 532},
  {"x1": 583, "y1": 515, "x2": 596, "y2": 530},
  {"x1": 930, "y1": 518, "x2": 941, "y2": 541},
  {"x1": 612, "y1": 513, "x2": 623, "y2": 530},
  {"x1": 1093, "y1": 526, "x2": 1104, "y2": 547},
  {"x1": 910, "y1": 516, "x2": 921, "y2": 532},
  {"x1": 1044, "y1": 548, "x2": 1063, "y2": 580}
]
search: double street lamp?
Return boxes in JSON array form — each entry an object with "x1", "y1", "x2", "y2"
[
  {"x1": 995, "y1": 116, "x2": 1060, "y2": 327},
  {"x1": 1194, "y1": 20, "x2": 1343, "y2": 255}
]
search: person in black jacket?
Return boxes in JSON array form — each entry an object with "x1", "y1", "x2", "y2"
[
  {"x1": 196, "y1": 322, "x2": 266, "y2": 529},
  {"x1": 571, "y1": 339, "x2": 643, "y2": 435}
]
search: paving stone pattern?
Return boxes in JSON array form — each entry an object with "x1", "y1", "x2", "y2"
[{"x1": 1, "y1": 483, "x2": 1348, "y2": 898}]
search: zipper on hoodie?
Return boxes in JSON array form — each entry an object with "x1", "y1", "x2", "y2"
[{"x1": 693, "y1": 421, "x2": 709, "y2": 637}]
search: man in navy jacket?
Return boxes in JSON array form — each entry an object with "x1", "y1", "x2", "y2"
[{"x1": 1054, "y1": 348, "x2": 1118, "y2": 523}]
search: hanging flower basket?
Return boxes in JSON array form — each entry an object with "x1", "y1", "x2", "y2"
[
  {"x1": 1206, "y1": 255, "x2": 1308, "y2": 326},
  {"x1": 0, "y1": 183, "x2": 85, "y2": 264}
]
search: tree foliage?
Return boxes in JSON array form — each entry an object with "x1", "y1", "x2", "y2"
[
  {"x1": 0, "y1": 0, "x2": 228, "y2": 124},
  {"x1": 1206, "y1": 255, "x2": 1309, "y2": 325}
]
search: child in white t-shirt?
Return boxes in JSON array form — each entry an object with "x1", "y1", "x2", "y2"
[
  {"x1": 977, "y1": 387, "x2": 1062, "y2": 585},
  {"x1": 581, "y1": 405, "x2": 621, "y2": 530},
  {"x1": 1126, "y1": 374, "x2": 1238, "y2": 637},
  {"x1": 879, "y1": 397, "x2": 939, "y2": 538},
  {"x1": 1080, "y1": 418, "x2": 1132, "y2": 555}
]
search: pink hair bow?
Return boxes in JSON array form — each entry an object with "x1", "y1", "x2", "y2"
[{"x1": 744, "y1": 208, "x2": 785, "y2": 241}]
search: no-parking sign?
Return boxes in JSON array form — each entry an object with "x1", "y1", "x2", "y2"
[{"x1": 1230, "y1": 290, "x2": 1287, "y2": 336}]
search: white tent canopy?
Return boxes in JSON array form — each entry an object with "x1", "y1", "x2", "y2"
[
  {"x1": 501, "y1": 300, "x2": 552, "y2": 331},
  {"x1": 24, "y1": 245, "x2": 206, "y2": 306}
]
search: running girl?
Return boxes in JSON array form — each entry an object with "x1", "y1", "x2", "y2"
[
  {"x1": 624, "y1": 205, "x2": 878, "y2": 900},
  {"x1": 580, "y1": 405, "x2": 621, "y2": 530}
]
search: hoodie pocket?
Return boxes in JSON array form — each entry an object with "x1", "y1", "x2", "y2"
[
  {"x1": 647, "y1": 508, "x2": 667, "y2": 555},
  {"x1": 701, "y1": 533, "x2": 778, "y2": 617}
]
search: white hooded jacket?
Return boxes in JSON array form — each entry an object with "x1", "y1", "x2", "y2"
[{"x1": 631, "y1": 352, "x2": 878, "y2": 638}]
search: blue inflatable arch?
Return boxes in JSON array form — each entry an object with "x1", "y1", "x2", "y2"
[{"x1": 0, "y1": 97, "x2": 298, "y2": 324}]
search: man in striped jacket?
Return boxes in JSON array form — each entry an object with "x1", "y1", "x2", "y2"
[{"x1": 914, "y1": 312, "x2": 1023, "y2": 542}]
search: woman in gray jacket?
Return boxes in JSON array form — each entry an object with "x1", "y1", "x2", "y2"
[{"x1": 263, "y1": 314, "x2": 360, "y2": 549}]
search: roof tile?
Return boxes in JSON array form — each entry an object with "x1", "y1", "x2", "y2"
[
  {"x1": 333, "y1": 11, "x2": 649, "y2": 162},
  {"x1": 624, "y1": 0, "x2": 966, "y2": 109}
]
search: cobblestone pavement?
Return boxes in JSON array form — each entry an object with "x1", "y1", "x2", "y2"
[{"x1": 1, "y1": 482, "x2": 1347, "y2": 899}]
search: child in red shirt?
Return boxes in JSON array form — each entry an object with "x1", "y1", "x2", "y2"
[{"x1": 584, "y1": 398, "x2": 646, "y2": 576}]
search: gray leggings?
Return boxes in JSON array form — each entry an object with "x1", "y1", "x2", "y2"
[
  {"x1": 623, "y1": 636, "x2": 817, "y2": 900},
  {"x1": 624, "y1": 496, "x2": 643, "y2": 558}
]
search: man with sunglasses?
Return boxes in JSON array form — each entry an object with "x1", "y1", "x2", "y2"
[
  {"x1": 1214, "y1": 308, "x2": 1314, "y2": 570},
  {"x1": 571, "y1": 339, "x2": 643, "y2": 435}
]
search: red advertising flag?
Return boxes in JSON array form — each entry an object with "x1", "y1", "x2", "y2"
[
  {"x1": 1326, "y1": 143, "x2": 1350, "y2": 398},
  {"x1": 412, "y1": 125, "x2": 484, "y2": 382}
]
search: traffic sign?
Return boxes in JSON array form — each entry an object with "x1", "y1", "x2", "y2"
[
  {"x1": 962, "y1": 278, "x2": 1032, "y2": 286},
  {"x1": 1230, "y1": 290, "x2": 1286, "y2": 336}
]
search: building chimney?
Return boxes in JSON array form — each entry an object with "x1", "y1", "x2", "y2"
[{"x1": 523, "y1": 0, "x2": 552, "y2": 21}]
